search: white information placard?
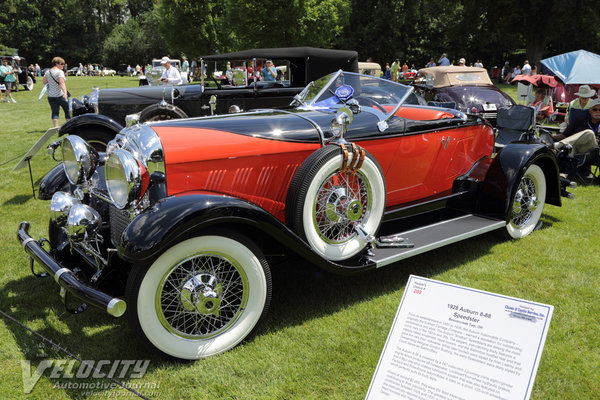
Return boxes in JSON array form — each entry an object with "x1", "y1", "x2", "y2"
[{"x1": 366, "y1": 275, "x2": 553, "y2": 400}]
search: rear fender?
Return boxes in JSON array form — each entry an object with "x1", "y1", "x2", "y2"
[
  {"x1": 477, "y1": 143, "x2": 560, "y2": 218},
  {"x1": 59, "y1": 114, "x2": 123, "y2": 137},
  {"x1": 119, "y1": 194, "x2": 376, "y2": 275}
]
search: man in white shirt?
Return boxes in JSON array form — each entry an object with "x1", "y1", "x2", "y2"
[
  {"x1": 159, "y1": 56, "x2": 182, "y2": 85},
  {"x1": 521, "y1": 60, "x2": 532, "y2": 75}
]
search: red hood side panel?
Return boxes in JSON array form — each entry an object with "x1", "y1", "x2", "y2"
[{"x1": 154, "y1": 126, "x2": 320, "y2": 222}]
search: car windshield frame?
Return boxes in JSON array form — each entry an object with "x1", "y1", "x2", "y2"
[{"x1": 296, "y1": 70, "x2": 414, "y2": 124}]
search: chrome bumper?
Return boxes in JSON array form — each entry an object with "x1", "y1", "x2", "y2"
[{"x1": 17, "y1": 222, "x2": 126, "y2": 317}]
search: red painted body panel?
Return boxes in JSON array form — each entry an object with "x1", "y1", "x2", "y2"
[{"x1": 153, "y1": 119, "x2": 494, "y2": 223}]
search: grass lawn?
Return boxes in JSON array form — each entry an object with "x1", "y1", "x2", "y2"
[{"x1": 0, "y1": 77, "x2": 599, "y2": 399}]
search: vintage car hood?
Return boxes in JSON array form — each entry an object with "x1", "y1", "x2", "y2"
[
  {"x1": 98, "y1": 84, "x2": 204, "y2": 104},
  {"x1": 148, "y1": 109, "x2": 344, "y2": 143}
]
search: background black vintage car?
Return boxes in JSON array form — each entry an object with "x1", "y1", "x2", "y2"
[
  {"x1": 2, "y1": 55, "x2": 36, "y2": 91},
  {"x1": 64, "y1": 47, "x2": 360, "y2": 149}
]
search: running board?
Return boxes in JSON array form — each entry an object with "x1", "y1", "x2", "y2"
[{"x1": 372, "y1": 214, "x2": 506, "y2": 268}]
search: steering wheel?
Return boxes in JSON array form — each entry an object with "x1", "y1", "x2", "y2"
[{"x1": 354, "y1": 96, "x2": 387, "y2": 114}]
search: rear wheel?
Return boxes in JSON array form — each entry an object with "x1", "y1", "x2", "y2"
[
  {"x1": 126, "y1": 233, "x2": 271, "y2": 360},
  {"x1": 25, "y1": 76, "x2": 34, "y2": 91},
  {"x1": 505, "y1": 164, "x2": 546, "y2": 238}
]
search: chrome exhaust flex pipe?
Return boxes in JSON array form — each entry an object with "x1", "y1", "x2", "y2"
[{"x1": 17, "y1": 222, "x2": 126, "y2": 317}]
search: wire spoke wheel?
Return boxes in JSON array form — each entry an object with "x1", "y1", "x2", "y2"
[
  {"x1": 157, "y1": 253, "x2": 247, "y2": 339},
  {"x1": 314, "y1": 171, "x2": 371, "y2": 244},
  {"x1": 506, "y1": 164, "x2": 546, "y2": 238}
]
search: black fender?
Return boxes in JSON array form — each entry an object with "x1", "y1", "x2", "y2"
[
  {"x1": 477, "y1": 143, "x2": 561, "y2": 219},
  {"x1": 58, "y1": 113, "x2": 123, "y2": 137},
  {"x1": 38, "y1": 164, "x2": 72, "y2": 200},
  {"x1": 118, "y1": 194, "x2": 376, "y2": 275}
]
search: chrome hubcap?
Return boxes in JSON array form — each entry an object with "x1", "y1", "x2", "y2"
[{"x1": 180, "y1": 273, "x2": 222, "y2": 316}]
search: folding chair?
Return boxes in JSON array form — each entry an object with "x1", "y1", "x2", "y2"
[{"x1": 494, "y1": 105, "x2": 536, "y2": 147}]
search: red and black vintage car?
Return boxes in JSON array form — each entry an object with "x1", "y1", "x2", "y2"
[{"x1": 19, "y1": 71, "x2": 563, "y2": 360}]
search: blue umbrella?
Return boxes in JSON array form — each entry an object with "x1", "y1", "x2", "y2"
[{"x1": 541, "y1": 50, "x2": 600, "y2": 84}]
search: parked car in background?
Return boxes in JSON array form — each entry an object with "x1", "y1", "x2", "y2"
[
  {"x1": 3, "y1": 55, "x2": 36, "y2": 90},
  {"x1": 412, "y1": 66, "x2": 515, "y2": 125},
  {"x1": 66, "y1": 67, "x2": 81, "y2": 76},
  {"x1": 51, "y1": 47, "x2": 361, "y2": 150},
  {"x1": 102, "y1": 67, "x2": 116, "y2": 76},
  {"x1": 20, "y1": 70, "x2": 563, "y2": 361},
  {"x1": 358, "y1": 61, "x2": 382, "y2": 77}
]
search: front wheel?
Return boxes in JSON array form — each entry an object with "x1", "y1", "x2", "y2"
[
  {"x1": 25, "y1": 76, "x2": 34, "y2": 91},
  {"x1": 139, "y1": 103, "x2": 188, "y2": 123},
  {"x1": 505, "y1": 164, "x2": 546, "y2": 238},
  {"x1": 126, "y1": 233, "x2": 271, "y2": 360}
]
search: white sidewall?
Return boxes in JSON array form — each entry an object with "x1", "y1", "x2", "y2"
[
  {"x1": 136, "y1": 236, "x2": 267, "y2": 360},
  {"x1": 302, "y1": 153, "x2": 385, "y2": 261},
  {"x1": 506, "y1": 164, "x2": 546, "y2": 239}
]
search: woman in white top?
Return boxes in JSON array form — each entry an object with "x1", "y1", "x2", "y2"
[{"x1": 43, "y1": 56, "x2": 70, "y2": 127}]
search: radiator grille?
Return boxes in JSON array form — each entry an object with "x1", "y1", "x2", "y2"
[{"x1": 109, "y1": 205, "x2": 131, "y2": 247}]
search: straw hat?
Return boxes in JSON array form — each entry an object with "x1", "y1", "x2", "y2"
[{"x1": 575, "y1": 85, "x2": 596, "y2": 98}]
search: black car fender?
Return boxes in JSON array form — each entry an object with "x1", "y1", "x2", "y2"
[
  {"x1": 476, "y1": 143, "x2": 561, "y2": 219},
  {"x1": 38, "y1": 164, "x2": 72, "y2": 200},
  {"x1": 59, "y1": 113, "x2": 123, "y2": 137},
  {"x1": 118, "y1": 193, "x2": 376, "y2": 275}
]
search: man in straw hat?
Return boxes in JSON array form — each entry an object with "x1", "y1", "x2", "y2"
[
  {"x1": 566, "y1": 84, "x2": 596, "y2": 122},
  {"x1": 553, "y1": 97, "x2": 600, "y2": 157}
]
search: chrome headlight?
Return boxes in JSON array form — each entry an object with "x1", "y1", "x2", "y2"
[
  {"x1": 105, "y1": 149, "x2": 144, "y2": 209},
  {"x1": 62, "y1": 135, "x2": 99, "y2": 185},
  {"x1": 67, "y1": 204, "x2": 102, "y2": 242},
  {"x1": 50, "y1": 191, "x2": 81, "y2": 225}
]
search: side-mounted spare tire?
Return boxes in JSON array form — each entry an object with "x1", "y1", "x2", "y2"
[
  {"x1": 139, "y1": 103, "x2": 188, "y2": 123},
  {"x1": 286, "y1": 144, "x2": 386, "y2": 262}
]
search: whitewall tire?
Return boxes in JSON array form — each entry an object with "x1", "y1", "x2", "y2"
[{"x1": 505, "y1": 164, "x2": 546, "y2": 238}]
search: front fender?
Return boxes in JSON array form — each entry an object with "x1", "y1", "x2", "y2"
[
  {"x1": 59, "y1": 114, "x2": 123, "y2": 136},
  {"x1": 478, "y1": 143, "x2": 561, "y2": 218},
  {"x1": 119, "y1": 194, "x2": 376, "y2": 274}
]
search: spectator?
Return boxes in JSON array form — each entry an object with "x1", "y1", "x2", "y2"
[
  {"x1": 425, "y1": 58, "x2": 436, "y2": 68},
  {"x1": 552, "y1": 98, "x2": 600, "y2": 156},
  {"x1": 528, "y1": 88, "x2": 551, "y2": 122},
  {"x1": 522, "y1": 60, "x2": 532, "y2": 75},
  {"x1": 401, "y1": 62, "x2": 408, "y2": 73},
  {"x1": 474, "y1": 60, "x2": 483, "y2": 68},
  {"x1": 565, "y1": 85, "x2": 596, "y2": 122},
  {"x1": 390, "y1": 59, "x2": 400, "y2": 82},
  {"x1": 181, "y1": 56, "x2": 190, "y2": 83},
  {"x1": 501, "y1": 62, "x2": 511, "y2": 83},
  {"x1": 0, "y1": 58, "x2": 17, "y2": 103},
  {"x1": 35, "y1": 63, "x2": 41, "y2": 77},
  {"x1": 127, "y1": 65, "x2": 132, "y2": 76},
  {"x1": 262, "y1": 60, "x2": 277, "y2": 81},
  {"x1": 43, "y1": 56, "x2": 70, "y2": 127},
  {"x1": 513, "y1": 65, "x2": 521, "y2": 76},
  {"x1": 383, "y1": 63, "x2": 391, "y2": 80},
  {"x1": 531, "y1": 64, "x2": 537, "y2": 75},
  {"x1": 438, "y1": 53, "x2": 450, "y2": 66},
  {"x1": 458, "y1": 58, "x2": 466, "y2": 66},
  {"x1": 159, "y1": 56, "x2": 182, "y2": 85}
]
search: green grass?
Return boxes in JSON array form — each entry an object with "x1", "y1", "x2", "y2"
[{"x1": 1, "y1": 78, "x2": 599, "y2": 399}]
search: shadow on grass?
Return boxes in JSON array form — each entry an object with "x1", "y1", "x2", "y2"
[
  {"x1": 0, "y1": 230, "x2": 517, "y2": 398},
  {"x1": 3, "y1": 194, "x2": 33, "y2": 206}
]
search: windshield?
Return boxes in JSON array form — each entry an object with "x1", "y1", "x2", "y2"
[{"x1": 296, "y1": 71, "x2": 413, "y2": 120}]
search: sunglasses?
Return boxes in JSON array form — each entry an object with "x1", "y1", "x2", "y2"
[{"x1": 591, "y1": 108, "x2": 600, "y2": 112}]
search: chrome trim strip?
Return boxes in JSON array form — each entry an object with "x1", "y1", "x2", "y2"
[
  {"x1": 107, "y1": 298, "x2": 127, "y2": 317},
  {"x1": 375, "y1": 216, "x2": 506, "y2": 268},
  {"x1": 272, "y1": 108, "x2": 326, "y2": 145},
  {"x1": 54, "y1": 267, "x2": 70, "y2": 283}
]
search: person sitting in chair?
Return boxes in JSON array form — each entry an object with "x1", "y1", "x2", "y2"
[
  {"x1": 552, "y1": 98, "x2": 600, "y2": 156},
  {"x1": 528, "y1": 89, "x2": 552, "y2": 122}
]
